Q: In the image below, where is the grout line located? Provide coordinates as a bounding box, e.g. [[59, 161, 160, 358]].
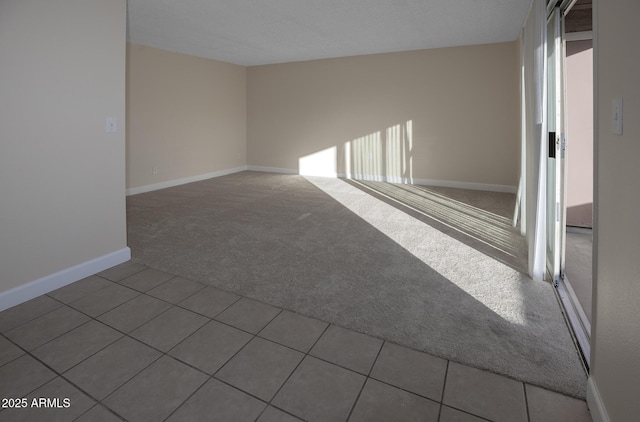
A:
[[366, 339, 385, 377], [344, 363, 372, 420], [0, 331, 117, 417], [74, 403, 127, 422], [440, 405, 495, 422], [160, 375, 209, 422], [248, 322, 334, 421], [96, 262, 149, 283], [343, 337, 387, 420], [437, 360, 451, 422], [524, 383, 532, 422]]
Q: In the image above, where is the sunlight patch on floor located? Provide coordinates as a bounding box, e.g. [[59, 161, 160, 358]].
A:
[[304, 176, 531, 326]]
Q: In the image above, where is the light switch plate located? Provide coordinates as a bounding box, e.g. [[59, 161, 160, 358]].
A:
[[612, 98, 623, 135], [106, 116, 117, 133]]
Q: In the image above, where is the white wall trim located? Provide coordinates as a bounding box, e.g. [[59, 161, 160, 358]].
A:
[[587, 376, 611, 422], [126, 166, 248, 196], [408, 177, 516, 193], [246, 165, 299, 175], [0, 247, 131, 312], [248, 166, 517, 193]]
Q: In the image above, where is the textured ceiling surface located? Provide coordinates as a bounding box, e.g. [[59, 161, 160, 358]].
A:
[[127, 0, 532, 66]]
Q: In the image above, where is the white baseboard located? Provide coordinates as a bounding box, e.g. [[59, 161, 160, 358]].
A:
[[411, 177, 517, 193], [126, 166, 248, 196], [0, 247, 131, 312], [587, 376, 611, 422], [246, 165, 299, 175], [249, 166, 517, 193]]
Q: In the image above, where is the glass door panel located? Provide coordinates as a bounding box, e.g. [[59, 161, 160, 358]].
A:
[[546, 8, 565, 282]]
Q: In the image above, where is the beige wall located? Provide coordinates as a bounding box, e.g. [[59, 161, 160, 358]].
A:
[[248, 42, 520, 188], [126, 44, 247, 190], [0, 0, 127, 294], [566, 39, 593, 228], [591, 0, 640, 419]]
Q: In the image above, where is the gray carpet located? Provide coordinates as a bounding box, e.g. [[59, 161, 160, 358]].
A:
[[127, 171, 587, 398]]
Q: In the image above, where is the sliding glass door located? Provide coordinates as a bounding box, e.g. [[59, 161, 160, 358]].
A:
[[546, 2, 591, 366], [546, 7, 566, 282]]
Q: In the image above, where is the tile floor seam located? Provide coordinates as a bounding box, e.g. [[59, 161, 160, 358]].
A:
[[0, 348, 59, 400], [173, 282, 224, 301], [254, 319, 328, 356], [212, 299, 283, 334], [127, 303, 211, 349], [444, 356, 578, 402], [98, 355, 209, 422], [55, 284, 180, 336], [73, 403, 124, 422], [146, 277, 208, 303], [259, 328, 455, 422], [175, 292, 242, 322], [1, 297, 65, 335], [436, 360, 451, 421], [0, 333, 25, 369], [141, 286, 202, 307], [29, 318, 121, 365], [206, 325, 277, 381], [97, 263, 148, 283], [5, 305, 90, 352], [39, 326, 125, 374], [121, 334, 213, 379], [259, 404, 307, 422], [97, 356, 203, 421], [207, 373, 274, 407], [444, 405, 495, 422], [66, 337, 166, 402], [366, 375, 443, 405], [256, 308, 285, 334], [73, 306, 182, 359], [60, 372, 127, 419], [254, 330, 390, 382], [9, 304, 211, 418], [258, 323, 332, 417], [60, 314, 321, 421], [166, 319, 256, 370], [123, 274, 179, 294], [164, 347, 219, 378], [240, 338, 303, 402], [46, 283, 113, 306], [366, 372, 446, 404], [66, 288, 143, 320], [343, 337, 387, 422], [523, 382, 532, 422], [0, 338, 117, 415], [343, 375, 368, 422], [159, 376, 212, 422], [364, 339, 386, 378]]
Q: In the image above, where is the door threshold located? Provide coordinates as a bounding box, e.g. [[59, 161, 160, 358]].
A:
[[555, 276, 591, 371]]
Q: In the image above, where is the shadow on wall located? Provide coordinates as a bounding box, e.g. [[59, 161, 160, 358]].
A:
[[299, 120, 414, 183]]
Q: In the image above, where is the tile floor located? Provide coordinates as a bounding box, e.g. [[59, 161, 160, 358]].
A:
[[0, 262, 593, 422]]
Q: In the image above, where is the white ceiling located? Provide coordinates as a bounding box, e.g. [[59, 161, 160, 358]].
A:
[[127, 0, 532, 66]]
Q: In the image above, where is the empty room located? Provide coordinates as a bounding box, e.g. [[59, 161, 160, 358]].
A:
[[0, 1, 637, 421]]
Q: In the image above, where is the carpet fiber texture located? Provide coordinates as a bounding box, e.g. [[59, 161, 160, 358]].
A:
[[127, 171, 587, 398]]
